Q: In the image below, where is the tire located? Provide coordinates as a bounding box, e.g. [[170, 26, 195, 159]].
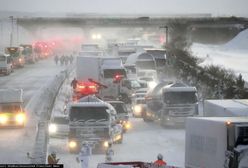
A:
[[120, 94, 130, 104], [117, 135, 123, 144]]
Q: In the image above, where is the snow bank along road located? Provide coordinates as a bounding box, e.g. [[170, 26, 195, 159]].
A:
[[0, 58, 65, 163]]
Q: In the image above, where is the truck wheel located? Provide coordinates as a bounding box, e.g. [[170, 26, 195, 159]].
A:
[[142, 112, 153, 122], [120, 94, 130, 104], [117, 135, 123, 144], [160, 117, 167, 127]]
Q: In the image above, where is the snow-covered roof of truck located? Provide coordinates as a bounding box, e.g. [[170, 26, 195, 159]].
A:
[[163, 83, 197, 92], [0, 89, 23, 103], [188, 116, 248, 123], [101, 58, 124, 69], [204, 99, 248, 116], [125, 52, 154, 65], [205, 99, 248, 108]]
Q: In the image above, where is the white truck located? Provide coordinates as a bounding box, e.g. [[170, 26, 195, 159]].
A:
[[203, 99, 248, 117], [185, 117, 248, 168], [67, 98, 123, 153], [0, 89, 26, 127], [75, 56, 134, 103], [0, 52, 13, 75], [144, 82, 198, 125]]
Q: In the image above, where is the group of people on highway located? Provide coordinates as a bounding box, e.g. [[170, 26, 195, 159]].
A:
[[54, 54, 74, 66], [46, 148, 166, 168]]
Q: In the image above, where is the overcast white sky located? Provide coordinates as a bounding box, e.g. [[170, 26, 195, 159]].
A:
[[0, 0, 248, 17]]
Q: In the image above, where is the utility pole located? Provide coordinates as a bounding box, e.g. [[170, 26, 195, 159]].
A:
[[9, 16, 14, 47], [0, 20, 3, 47], [16, 23, 19, 44]]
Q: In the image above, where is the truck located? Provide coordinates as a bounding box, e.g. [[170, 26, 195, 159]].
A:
[[144, 82, 198, 125], [75, 56, 134, 103], [5, 47, 25, 68], [185, 117, 248, 168], [0, 52, 13, 75], [67, 97, 123, 153], [203, 99, 248, 117], [20, 44, 36, 63], [0, 89, 26, 127], [100, 57, 127, 100]]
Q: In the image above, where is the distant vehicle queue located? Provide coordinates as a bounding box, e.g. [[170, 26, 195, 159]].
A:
[[0, 42, 74, 76]]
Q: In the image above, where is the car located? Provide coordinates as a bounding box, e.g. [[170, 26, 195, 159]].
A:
[[107, 101, 131, 133], [49, 115, 69, 138]]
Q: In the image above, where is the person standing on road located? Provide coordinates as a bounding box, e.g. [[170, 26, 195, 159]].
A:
[[105, 142, 114, 162], [47, 151, 60, 164], [76, 142, 92, 168], [60, 55, 65, 66], [71, 78, 78, 90], [54, 55, 59, 65], [69, 55, 73, 64], [154, 153, 167, 167]]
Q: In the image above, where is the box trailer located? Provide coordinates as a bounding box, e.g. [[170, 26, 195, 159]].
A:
[[185, 117, 248, 168]]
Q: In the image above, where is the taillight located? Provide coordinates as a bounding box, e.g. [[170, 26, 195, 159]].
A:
[[89, 85, 96, 89], [77, 85, 86, 89]]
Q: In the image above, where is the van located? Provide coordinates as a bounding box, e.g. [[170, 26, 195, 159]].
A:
[[0, 53, 13, 75]]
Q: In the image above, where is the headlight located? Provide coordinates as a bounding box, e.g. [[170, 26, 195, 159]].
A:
[[0, 115, 8, 124], [148, 81, 157, 89], [69, 141, 77, 148], [114, 135, 122, 141], [49, 124, 57, 133], [15, 113, 25, 124], [134, 105, 142, 113], [103, 141, 109, 148], [125, 122, 131, 129]]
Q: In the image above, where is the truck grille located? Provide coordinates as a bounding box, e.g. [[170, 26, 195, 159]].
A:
[[168, 107, 195, 117]]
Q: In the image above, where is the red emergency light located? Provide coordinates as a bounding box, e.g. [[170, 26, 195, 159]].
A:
[[76, 82, 98, 95], [113, 74, 123, 83]]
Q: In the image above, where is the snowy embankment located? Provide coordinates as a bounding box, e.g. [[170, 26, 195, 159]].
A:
[[26, 67, 72, 164], [191, 28, 248, 81]]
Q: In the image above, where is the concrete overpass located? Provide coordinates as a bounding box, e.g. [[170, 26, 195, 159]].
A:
[[16, 16, 248, 44]]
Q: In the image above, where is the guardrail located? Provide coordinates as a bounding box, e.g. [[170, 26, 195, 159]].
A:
[[29, 67, 72, 164]]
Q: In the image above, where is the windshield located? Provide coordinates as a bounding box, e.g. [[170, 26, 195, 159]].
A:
[[130, 80, 141, 88], [136, 61, 156, 70], [21, 47, 32, 56], [0, 56, 6, 61], [110, 103, 128, 114], [103, 69, 126, 78], [136, 99, 146, 104], [52, 117, 69, 124], [69, 106, 109, 121], [163, 92, 197, 104], [0, 105, 21, 113]]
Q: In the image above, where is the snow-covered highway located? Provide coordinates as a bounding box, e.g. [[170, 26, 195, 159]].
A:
[[0, 58, 65, 163]]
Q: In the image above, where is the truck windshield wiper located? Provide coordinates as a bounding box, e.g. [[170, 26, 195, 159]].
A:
[[96, 119, 108, 123], [85, 119, 97, 123]]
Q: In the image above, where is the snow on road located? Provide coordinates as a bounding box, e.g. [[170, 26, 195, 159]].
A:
[[48, 118, 185, 168], [0, 58, 66, 163]]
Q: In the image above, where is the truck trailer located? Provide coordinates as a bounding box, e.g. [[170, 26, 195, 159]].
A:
[[185, 117, 248, 168], [203, 99, 248, 117]]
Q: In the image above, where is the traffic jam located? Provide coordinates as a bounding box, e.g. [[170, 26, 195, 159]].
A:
[[0, 14, 248, 168]]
